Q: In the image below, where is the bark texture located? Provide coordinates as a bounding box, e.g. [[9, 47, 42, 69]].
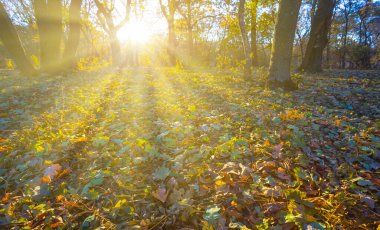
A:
[[0, 3, 36, 75], [268, 0, 302, 89], [250, 0, 258, 67], [238, 0, 252, 77], [63, 0, 83, 69], [160, 0, 177, 66], [300, 0, 335, 72]]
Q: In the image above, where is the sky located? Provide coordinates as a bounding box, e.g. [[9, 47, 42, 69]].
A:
[[114, 0, 168, 35]]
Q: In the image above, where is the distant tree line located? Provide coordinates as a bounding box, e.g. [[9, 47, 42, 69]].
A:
[[0, 0, 378, 88]]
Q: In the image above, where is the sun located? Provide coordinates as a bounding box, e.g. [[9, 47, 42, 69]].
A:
[[117, 20, 151, 43]]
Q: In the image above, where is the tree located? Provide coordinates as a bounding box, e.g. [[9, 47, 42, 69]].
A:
[[33, 0, 63, 74], [238, 0, 252, 77], [300, 0, 336, 72], [255, 1, 277, 66], [94, 0, 131, 66], [268, 0, 302, 90], [356, 1, 373, 68], [338, 0, 355, 68], [177, 0, 194, 59], [176, 0, 210, 59], [0, 2, 36, 75], [159, 0, 177, 66], [63, 0, 83, 69], [250, 0, 258, 67], [295, 2, 313, 61], [176, 0, 216, 66]]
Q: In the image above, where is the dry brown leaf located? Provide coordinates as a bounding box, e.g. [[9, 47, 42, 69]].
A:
[[152, 186, 169, 203]]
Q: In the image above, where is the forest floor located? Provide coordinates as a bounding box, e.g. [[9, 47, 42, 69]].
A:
[[0, 68, 379, 229]]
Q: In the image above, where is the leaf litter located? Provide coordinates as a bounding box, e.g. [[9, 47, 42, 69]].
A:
[[0, 69, 379, 229]]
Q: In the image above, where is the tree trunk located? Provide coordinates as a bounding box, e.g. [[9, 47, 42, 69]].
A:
[[109, 28, 121, 66], [34, 0, 63, 74], [159, 0, 177, 66], [300, 0, 335, 73], [296, 29, 304, 59], [168, 18, 176, 65], [187, 23, 193, 58], [251, 0, 258, 67], [268, 0, 302, 90], [186, 1, 193, 59], [340, 10, 349, 68], [94, 0, 131, 67], [0, 3, 36, 75], [95, 0, 119, 66], [63, 0, 83, 70], [310, 0, 318, 25], [326, 29, 332, 69], [238, 0, 252, 77]]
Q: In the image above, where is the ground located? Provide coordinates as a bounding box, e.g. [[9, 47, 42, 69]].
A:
[[0, 68, 379, 229]]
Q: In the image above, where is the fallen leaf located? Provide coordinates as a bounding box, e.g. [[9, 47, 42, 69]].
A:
[[51, 216, 64, 228], [56, 195, 64, 202], [44, 164, 62, 179], [152, 186, 169, 203], [153, 166, 171, 181], [203, 205, 221, 226], [57, 168, 71, 178], [73, 136, 88, 143], [1, 193, 11, 203], [41, 176, 52, 184], [276, 167, 291, 181]]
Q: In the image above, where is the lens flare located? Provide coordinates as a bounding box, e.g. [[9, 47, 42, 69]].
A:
[[117, 20, 151, 43]]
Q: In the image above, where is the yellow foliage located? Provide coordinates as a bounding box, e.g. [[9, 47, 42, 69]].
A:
[[77, 56, 110, 72], [202, 221, 215, 230], [263, 140, 271, 147], [280, 109, 304, 121], [305, 214, 317, 222], [30, 55, 40, 68], [55, 195, 65, 202], [73, 136, 88, 143], [215, 180, 226, 186], [114, 199, 128, 208], [41, 176, 52, 184], [176, 60, 185, 69], [0, 146, 7, 152], [5, 59, 15, 70]]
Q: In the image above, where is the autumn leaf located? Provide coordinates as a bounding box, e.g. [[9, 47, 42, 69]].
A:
[[114, 199, 128, 208], [51, 216, 64, 228], [57, 168, 71, 178], [1, 193, 11, 203], [263, 140, 271, 147], [44, 164, 62, 179], [56, 195, 64, 202], [152, 186, 169, 203], [41, 176, 52, 184], [73, 136, 88, 143], [153, 166, 171, 181], [203, 205, 221, 226]]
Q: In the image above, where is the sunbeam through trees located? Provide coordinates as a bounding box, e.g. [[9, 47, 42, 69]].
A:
[[0, 0, 379, 229]]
